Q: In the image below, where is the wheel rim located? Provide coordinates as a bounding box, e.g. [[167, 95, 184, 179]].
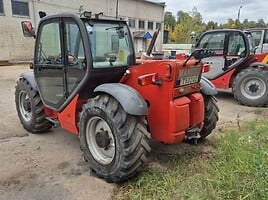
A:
[[18, 90, 32, 122], [86, 116, 115, 165], [240, 76, 266, 100]]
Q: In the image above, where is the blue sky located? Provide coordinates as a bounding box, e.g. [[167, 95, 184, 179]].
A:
[[161, 0, 268, 24]]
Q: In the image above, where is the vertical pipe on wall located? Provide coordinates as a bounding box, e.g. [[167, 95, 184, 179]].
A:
[[116, 0, 118, 18], [31, 0, 37, 27]]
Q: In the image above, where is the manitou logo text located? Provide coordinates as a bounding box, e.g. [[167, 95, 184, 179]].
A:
[[178, 66, 200, 86]]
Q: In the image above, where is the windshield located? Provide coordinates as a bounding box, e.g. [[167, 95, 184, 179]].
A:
[[85, 21, 134, 68]]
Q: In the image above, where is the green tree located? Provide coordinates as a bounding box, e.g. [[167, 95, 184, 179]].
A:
[[165, 7, 268, 43], [222, 18, 236, 28], [221, 18, 267, 29], [164, 11, 176, 29], [177, 10, 192, 24], [190, 7, 203, 25], [170, 24, 188, 43], [172, 8, 206, 43], [206, 21, 218, 30], [256, 19, 266, 27], [242, 19, 256, 28]]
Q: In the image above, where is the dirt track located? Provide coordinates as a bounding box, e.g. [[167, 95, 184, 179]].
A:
[[0, 65, 267, 200]]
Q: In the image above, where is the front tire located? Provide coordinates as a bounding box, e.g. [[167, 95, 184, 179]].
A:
[[232, 68, 268, 107], [79, 94, 151, 183], [200, 95, 219, 139], [15, 78, 52, 133]]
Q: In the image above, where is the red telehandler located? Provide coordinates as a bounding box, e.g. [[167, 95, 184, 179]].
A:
[[193, 29, 268, 107], [16, 12, 219, 182]]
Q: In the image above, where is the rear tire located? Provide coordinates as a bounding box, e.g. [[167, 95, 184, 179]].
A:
[[79, 94, 151, 183], [200, 95, 219, 139], [15, 78, 52, 133], [232, 68, 268, 107]]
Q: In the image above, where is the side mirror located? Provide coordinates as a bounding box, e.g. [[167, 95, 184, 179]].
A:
[[21, 21, 35, 37], [189, 31, 197, 51], [190, 31, 196, 40]]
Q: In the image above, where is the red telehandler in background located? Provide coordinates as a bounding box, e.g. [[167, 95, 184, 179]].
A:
[[192, 29, 268, 107]]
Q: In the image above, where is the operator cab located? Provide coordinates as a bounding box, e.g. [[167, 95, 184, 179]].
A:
[[195, 29, 255, 80], [24, 12, 135, 111]]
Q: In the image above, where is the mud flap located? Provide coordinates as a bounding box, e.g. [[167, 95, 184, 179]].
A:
[[20, 71, 38, 91], [200, 76, 217, 95], [94, 83, 148, 116]]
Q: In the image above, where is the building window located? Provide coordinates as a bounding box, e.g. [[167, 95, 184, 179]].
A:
[[139, 20, 145, 29], [156, 22, 161, 30], [148, 21, 154, 30], [0, 0, 4, 14], [11, 0, 29, 17], [129, 19, 135, 28]]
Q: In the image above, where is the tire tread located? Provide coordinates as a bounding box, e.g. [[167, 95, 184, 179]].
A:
[[79, 94, 151, 182], [232, 68, 268, 106], [15, 78, 52, 133], [200, 95, 219, 138]]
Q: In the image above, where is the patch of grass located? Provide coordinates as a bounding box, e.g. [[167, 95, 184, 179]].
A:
[[253, 109, 268, 119], [253, 108, 266, 116], [113, 121, 268, 200]]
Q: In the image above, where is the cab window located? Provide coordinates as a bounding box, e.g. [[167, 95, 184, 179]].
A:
[[198, 32, 225, 55], [64, 20, 87, 95], [36, 22, 62, 65], [85, 22, 134, 68], [250, 31, 262, 46], [65, 22, 85, 68], [228, 33, 246, 55]]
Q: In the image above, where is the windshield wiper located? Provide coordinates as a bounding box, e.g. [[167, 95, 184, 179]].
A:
[[105, 26, 124, 30]]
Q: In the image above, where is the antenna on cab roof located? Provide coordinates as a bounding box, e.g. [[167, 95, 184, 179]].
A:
[[95, 12, 103, 19]]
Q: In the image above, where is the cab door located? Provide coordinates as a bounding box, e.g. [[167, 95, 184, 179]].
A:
[[196, 30, 248, 80], [34, 19, 65, 110], [34, 18, 87, 111], [197, 31, 226, 79]]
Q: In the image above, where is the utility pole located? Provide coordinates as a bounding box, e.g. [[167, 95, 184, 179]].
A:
[[237, 5, 242, 22]]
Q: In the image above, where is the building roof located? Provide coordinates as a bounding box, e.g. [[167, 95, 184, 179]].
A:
[[144, 0, 166, 7]]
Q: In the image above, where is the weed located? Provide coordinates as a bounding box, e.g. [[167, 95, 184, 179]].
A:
[[114, 121, 268, 200]]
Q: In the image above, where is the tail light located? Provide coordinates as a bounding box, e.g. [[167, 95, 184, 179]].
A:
[[202, 63, 210, 73], [138, 73, 162, 86]]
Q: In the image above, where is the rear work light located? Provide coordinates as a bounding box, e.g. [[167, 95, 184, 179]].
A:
[[138, 73, 162, 86]]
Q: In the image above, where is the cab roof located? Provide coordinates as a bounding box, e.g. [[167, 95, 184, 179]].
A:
[[39, 12, 126, 23]]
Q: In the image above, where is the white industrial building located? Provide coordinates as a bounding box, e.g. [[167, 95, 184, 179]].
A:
[[0, 0, 165, 63]]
